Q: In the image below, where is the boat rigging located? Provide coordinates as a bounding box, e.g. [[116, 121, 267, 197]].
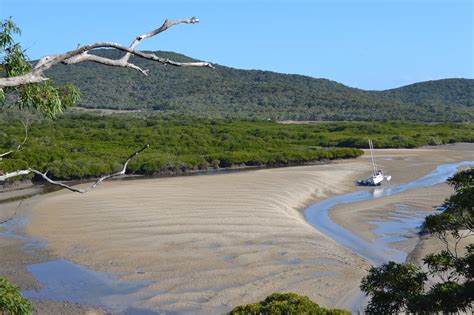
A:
[[357, 139, 391, 186]]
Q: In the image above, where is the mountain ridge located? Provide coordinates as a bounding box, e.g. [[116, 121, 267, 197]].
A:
[[45, 50, 473, 122]]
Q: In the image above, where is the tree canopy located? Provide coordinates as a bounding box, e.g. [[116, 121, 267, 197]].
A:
[[228, 292, 350, 315]]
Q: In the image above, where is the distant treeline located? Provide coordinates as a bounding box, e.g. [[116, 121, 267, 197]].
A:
[[44, 50, 474, 122], [1, 113, 473, 180]]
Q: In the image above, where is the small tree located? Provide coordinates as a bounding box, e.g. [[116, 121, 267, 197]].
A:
[[361, 168, 474, 313]]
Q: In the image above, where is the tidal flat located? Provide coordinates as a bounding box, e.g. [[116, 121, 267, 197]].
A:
[[0, 143, 472, 314]]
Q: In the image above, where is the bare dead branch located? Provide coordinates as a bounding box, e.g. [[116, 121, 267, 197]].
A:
[[0, 118, 29, 158], [0, 144, 149, 193], [0, 17, 213, 88], [0, 169, 31, 180], [121, 17, 199, 66], [62, 44, 213, 74]]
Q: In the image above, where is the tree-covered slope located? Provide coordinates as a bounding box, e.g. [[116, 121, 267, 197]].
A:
[[380, 78, 473, 107], [45, 50, 473, 122]]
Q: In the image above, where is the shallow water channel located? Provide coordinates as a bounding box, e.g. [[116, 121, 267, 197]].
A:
[[305, 161, 473, 313], [305, 161, 474, 265]]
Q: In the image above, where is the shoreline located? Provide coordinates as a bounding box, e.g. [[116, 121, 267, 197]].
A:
[[1, 141, 469, 203], [1, 156, 357, 189], [1, 143, 472, 314], [0, 158, 351, 207]]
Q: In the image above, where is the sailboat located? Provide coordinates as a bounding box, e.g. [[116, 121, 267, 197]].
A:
[[357, 139, 391, 186]]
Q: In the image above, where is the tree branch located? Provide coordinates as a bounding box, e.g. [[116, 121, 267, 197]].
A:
[[0, 17, 213, 88], [121, 17, 200, 66], [453, 230, 472, 259], [0, 144, 149, 193]]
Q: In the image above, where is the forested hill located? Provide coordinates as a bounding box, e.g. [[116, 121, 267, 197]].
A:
[[379, 79, 473, 107], [45, 50, 473, 122]]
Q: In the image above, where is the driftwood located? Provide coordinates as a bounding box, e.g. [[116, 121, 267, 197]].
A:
[[0, 144, 149, 193], [0, 17, 213, 88]]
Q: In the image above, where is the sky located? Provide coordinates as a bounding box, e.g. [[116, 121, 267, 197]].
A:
[[1, 0, 472, 90]]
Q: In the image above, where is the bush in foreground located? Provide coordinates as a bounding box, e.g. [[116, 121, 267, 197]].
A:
[[228, 292, 350, 315], [0, 277, 33, 315]]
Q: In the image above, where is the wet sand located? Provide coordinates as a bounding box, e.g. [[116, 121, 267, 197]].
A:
[[0, 235, 105, 315], [3, 143, 473, 313], [22, 160, 371, 313], [331, 185, 449, 245]]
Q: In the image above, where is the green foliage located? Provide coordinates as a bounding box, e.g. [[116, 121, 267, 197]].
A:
[[45, 49, 474, 122], [1, 113, 473, 181], [2, 42, 31, 78], [423, 168, 473, 244], [0, 18, 20, 47], [382, 79, 474, 108], [0, 276, 33, 315], [228, 292, 350, 315], [447, 168, 474, 190], [0, 18, 30, 77], [361, 168, 474, 313], [0, 18, 79, 118], [360, 262, 427, 313], [18, 81, 80, 118]]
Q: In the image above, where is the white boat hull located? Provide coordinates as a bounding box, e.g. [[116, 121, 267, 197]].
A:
[[371, 174, 384, 185], [357, 139, 392, 186], [358, 173, 384, 186]]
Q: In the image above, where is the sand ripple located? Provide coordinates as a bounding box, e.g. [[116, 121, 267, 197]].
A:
[[26, 162, 371, 313]]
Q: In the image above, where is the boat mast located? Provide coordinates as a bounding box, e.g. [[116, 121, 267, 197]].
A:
[[369, 139, 377, 176]]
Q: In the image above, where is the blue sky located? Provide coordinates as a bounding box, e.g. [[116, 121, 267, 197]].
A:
[[1, 0, 472, 90]]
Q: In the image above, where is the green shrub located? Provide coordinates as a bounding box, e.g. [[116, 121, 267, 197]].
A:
[[0, 277, 33, 315], [229, 292, 350, 315]]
